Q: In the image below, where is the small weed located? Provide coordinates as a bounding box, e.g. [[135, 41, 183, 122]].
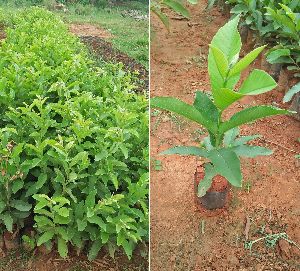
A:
[[244, 181, 252, 193], [245, 232, 300, 254], [153, 159, 163, 171]]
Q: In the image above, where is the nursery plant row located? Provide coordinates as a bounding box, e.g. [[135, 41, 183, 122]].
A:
[[0, 8, 148, 260], [211, 0, 300, 101]]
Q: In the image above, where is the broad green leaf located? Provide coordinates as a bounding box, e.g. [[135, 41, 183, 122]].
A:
[[117, 230, 126, 246], [122, 239, 133, 259], [232, 135, 261, 146], [70, 151, 88, 167], [223, 128, 239, 147], [21, 158, 41, 172], [77, 219, 87, 231], [283, 82, 300, 103], [11, 200, 32, 212], [12, 179, 24, 194], [266, 49, 290, 64], [193, 91, 219, 125], [163, 0, 190, 18], [220, 106, 289, 134], [209, 45, 229, 79], [37, 231, 54, 246], [1, 213, 13, 232], [160, 146, 208, 157], [210, 16, 241, 62], [88, 240, 102, 261], [151, 6, 170, 30], [11, 143, 24, 159], [239, 69, 277, 95], [87, 215, 107, 231], [213, 88, 243, 110], [95, 150, 108, 161], [57, 237, 68, 258], [101, 232, 109, 244], [208, 148, 242, 187], [36, 173, 47, 190], [151, 97, 215, 132], [232, 145, 273, 157], [197, 163, 216, 197], [229, 46, 266, 77], [56, 207, 69, 218], [52, 196, 70, 205]]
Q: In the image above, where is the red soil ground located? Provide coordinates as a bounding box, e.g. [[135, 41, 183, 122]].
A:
[[150, 1, 300, 270]]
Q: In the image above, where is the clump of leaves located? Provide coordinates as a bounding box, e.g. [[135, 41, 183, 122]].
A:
[[0, 7, 148, 261], [151, 16, 291, 197]]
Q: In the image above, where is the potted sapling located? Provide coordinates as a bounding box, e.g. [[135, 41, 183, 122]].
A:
[[151, 16, 292, 210]]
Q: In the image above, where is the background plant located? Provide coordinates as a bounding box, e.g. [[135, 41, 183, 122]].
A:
[[151, 16, 290, 196], [151, 0, 197, 30], [207, 0, 300, 104], [0, 7, 148, 260]]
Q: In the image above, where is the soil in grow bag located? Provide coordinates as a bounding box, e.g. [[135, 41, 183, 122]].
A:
[[194, 165, 230, 213]]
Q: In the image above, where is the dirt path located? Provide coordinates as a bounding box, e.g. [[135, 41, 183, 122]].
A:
[[70, 23, 148, 93], [150, 1, 300, 270]]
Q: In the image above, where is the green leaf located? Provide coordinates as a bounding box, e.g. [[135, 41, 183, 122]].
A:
[[229, 46, 266, 77], [70, 151, 88, 167], [87, 215, 107, 231], [151, 6, 170, 30], [21, 158, 41, 172], [266, 49, 291, 64], [197, 163, 216, 197], [283, 82, 300, 103], [160, 146, 208, 157], [88, 240, 102, 261], [37, 231, 54, 246], [11, 200, 32, 212], [210, 16, 241, 62], [193, 91, 219, 125], [233, 135, 261, 146], [232, 145, 273, 157], [117, 230, 126, 246], [239, 69, 277, 95], [95, 150, 108, 161], [77, 219, 87, 231], [223, 128, 239, 147], [57, 237, 68, 258], [12, 179, 24, 194], [208, 148, 242, 187], [209, 45, 229, 79], [163, 0, 190, 18], [56, 207, 69, 218], [101, 232, 109, 244], [213, 88, 243, 110], [151, 97, 215, 132], [36, 173, 47, 190], [220, 106, 289, 134], [122, 239, 133, 259], [1, 213, 13, 232]]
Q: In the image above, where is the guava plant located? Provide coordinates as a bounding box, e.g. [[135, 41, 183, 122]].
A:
[[151, 16, 291, 196]]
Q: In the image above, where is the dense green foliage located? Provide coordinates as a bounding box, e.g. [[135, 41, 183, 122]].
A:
[[0, 7, 148, 260], [151, 17, 290, 196], [208, 0, 300, 102]]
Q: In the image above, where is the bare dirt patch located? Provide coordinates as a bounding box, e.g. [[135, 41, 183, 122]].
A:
[[69, 23, 112, 39], [150, 1, 300, 270]]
